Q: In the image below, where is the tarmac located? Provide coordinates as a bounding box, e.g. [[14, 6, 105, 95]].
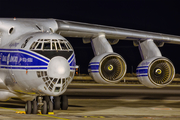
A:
[[1, 99, 180, 120], [0, 81, 180, 119]]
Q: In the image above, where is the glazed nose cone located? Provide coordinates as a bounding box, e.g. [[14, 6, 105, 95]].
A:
[[47, 56, 70, 78]]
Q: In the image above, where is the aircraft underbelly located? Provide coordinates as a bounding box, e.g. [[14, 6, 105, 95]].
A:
[[8, 70, 44, 95], [0, 80, 8, 90]]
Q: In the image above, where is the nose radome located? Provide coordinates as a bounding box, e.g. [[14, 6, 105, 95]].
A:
[[47, 56, 70, 78]]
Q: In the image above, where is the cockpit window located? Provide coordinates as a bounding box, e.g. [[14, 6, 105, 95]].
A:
[[60, 43, 67, 50], [30, 42, 36, 49], [36, 43, 42, 49], [56, 42, 61, 50], [66, 43, 71, 49], [43, 42, 51, 50], [52, 42, 56, 50], [30, 39, 73, 51]]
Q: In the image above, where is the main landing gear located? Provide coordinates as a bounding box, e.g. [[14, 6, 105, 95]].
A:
[[25, 95, 68, 114], [54, 95, 68, 110]]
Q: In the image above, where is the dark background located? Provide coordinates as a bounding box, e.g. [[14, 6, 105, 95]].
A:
[[1, 0, 180, 74]]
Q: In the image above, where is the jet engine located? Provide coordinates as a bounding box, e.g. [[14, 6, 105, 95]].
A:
[[136, 57, 175, 88], [88, 53, 127, 84]]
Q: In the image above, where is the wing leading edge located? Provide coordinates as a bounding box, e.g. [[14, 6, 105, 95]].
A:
[[56, 19, 180, 44]]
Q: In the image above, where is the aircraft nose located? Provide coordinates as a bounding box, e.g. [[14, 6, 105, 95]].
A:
[[47, 56, 70, 78]]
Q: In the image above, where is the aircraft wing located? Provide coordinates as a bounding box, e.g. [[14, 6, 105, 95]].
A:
[[56, 20, 180, 44]]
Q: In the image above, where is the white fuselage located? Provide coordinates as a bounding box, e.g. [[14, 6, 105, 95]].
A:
[[0, 19, 76, 101]]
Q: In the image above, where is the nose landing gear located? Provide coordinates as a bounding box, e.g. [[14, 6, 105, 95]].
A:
[[25, 96, 53, 114], [25, 95, 68, 114]]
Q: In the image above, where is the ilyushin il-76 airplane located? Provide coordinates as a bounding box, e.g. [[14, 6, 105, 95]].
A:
[[0, 18, 179, 114]]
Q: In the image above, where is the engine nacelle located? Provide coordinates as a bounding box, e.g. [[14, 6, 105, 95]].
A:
[[88, 53, 127, 84], [136, 57, 175, 88]]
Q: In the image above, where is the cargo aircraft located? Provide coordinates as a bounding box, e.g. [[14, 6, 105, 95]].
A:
[[0, 18, 179, 114]]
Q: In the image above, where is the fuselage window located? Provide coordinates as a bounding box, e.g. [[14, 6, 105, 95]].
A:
[[36, 43, 42, 49], [43, 42, 51, 50]]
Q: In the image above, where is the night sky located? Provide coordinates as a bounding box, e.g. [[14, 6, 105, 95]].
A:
[[1, 0, 180, 74]]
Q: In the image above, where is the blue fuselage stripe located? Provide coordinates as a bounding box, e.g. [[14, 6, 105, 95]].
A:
[[0, 49, 76, 70], [68, 54, 74, 63], [0, 66, 48, 69], [68, 54, 76, 70], [0, 49, 49, 70], [19, 49, 50, 63]]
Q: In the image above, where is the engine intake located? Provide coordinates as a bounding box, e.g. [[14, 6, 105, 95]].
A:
[[88, 53, 126, 84], [136, 57, 175, 88]]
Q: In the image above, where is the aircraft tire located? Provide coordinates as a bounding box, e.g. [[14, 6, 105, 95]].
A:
[[61, 95, 68, 110], [32, 100, 37, 114], [25, 101, 32, 114], [54, 96, 60, 110], [42, 100, 47, 114], [47, 101, 53, 112], [44, 96, 50, 103]]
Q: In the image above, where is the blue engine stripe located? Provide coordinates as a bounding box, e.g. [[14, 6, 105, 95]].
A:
[[137, 66, 148, 69], [89, 71, 99, 73], [136, 69, 148, 74], [88, 65, 99, 70], [89, 61, 99, 73], [137, 75, 148, 77], [89, 62, 99, 65]]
